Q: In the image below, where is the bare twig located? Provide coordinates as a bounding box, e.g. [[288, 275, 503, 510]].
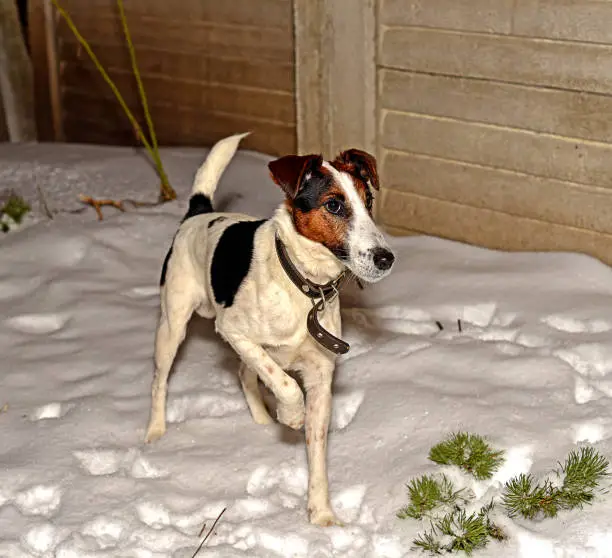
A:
[[79, 195, 125, 220], [78, 194, 170, 220], [36, 184, 54, 219], [190, 507, 227, 558]]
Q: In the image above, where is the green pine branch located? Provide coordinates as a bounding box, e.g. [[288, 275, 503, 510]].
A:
[[0, 193, 30, 232], [399, 435, 608, 556], [501, 474, 558, 519], [558, 446, 610, 509], [412, 507, 501, 556], [429, 432, 505, 480], [439, 510, 490, 554], [502, 447, 610, 520], [412, 529, 444, 555], [397, 474, 466, 520]]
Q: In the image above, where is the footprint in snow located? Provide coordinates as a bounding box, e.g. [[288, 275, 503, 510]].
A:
[[331, 390, 364, 431], [74, 449, 124, 476], [130, 453, 168, 479], [22, 522, 62, 555], [5, 312, 70, 334], [331, 484, 367, 523], [554, 343, 612, 404], [573, 421, 606, 444], [136, 501, 172, 529], [542, 314, 612, 334], [574, 377, 601, 405], [14, 485, 62, 517], [244, 461, 367, 523], [222, 525, 310, 557], [123, 285, 159, 298], [74, 448, 167, 479], [0, 276, 44, 301], [166, 391, 246, 423], [172, 502, 230, 535], [29, 402, 72, 421], [246, 462, 307, 499], [81, 516, 127, 550], [230, 497, 279, 521]]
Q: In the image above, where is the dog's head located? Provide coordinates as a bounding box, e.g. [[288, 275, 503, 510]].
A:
[[268, 149, 395, 283]]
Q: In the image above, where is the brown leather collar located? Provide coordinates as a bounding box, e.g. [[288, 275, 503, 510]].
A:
[[275, 234, 353, 355]]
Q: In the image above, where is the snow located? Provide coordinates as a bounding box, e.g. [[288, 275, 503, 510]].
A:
[[2, 143, 612, 557]]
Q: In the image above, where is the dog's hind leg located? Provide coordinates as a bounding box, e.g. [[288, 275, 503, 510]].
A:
[[238, 362, 273, 425], [145, 288, 196, 443]]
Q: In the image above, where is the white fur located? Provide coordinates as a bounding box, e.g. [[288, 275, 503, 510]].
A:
[[323, 162, 392, 282], [145, 135, 392, 527], [191, 132, 250, 201]]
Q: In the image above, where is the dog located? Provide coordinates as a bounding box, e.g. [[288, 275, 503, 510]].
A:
[[145, 132, 395, 526]]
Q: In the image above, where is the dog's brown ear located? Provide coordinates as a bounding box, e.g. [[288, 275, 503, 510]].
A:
[[336, 149, 379, 190], [268, 154, 322, 199]]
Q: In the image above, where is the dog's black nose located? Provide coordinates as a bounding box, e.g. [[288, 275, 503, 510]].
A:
[[372, 247, 395, 271]]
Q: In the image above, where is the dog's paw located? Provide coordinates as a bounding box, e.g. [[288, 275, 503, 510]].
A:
[[276, 398, 305, 430], [309, 507, 343, 527], [144, 422, 166, 444]]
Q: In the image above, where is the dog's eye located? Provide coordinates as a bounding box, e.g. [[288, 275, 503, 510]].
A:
[[324, 199, 344, 215]]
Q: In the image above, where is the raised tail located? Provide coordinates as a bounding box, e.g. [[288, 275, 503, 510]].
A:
[[182, 132, 250, 221]]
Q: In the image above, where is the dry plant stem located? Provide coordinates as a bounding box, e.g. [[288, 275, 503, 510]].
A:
[[115, 0, 175, 201], [51, 0, 175, 201], [50, 1, 150, 152], [191, 507, 227, 558], [36, 184, 54, 219], [78, 195, 173, 220], [79, 195, 125, 220]]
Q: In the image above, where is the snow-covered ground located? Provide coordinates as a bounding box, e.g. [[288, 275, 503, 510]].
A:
[[1, 143, 612, 558]]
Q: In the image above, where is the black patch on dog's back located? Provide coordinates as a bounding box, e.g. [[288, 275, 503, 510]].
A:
[[161, 195, 222, 287], [208, 216, 227, 228], [160, 194, 217, 287], [160, 244, 173, 286], [211, 219, 266, 307], [182, 193, 213, 222]]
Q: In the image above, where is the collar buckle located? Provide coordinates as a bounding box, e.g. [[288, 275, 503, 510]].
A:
[[275, 233, 354, 355]]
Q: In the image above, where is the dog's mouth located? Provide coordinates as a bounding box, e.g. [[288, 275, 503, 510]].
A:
[[329, 245, 349, 261]]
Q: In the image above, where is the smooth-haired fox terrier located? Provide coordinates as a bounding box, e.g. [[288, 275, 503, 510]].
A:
[[145, 133, 395, 526]]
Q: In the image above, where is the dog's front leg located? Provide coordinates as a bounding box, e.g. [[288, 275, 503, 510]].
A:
[[226, 336, 305, 429], [302, 361, 341, 526]]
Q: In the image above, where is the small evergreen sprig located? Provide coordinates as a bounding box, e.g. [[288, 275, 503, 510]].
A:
[[397, 474, 466, 520], [429, 432, 505, 480], [0, 192, 30, 233], [502, 447, 610, 520], [559, 446, 609, 507], [412, 508, 496, 555], [399, 435, 609, 556]]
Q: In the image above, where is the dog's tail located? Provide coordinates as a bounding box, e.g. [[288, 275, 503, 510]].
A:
[[184, 132, 250, 220]]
